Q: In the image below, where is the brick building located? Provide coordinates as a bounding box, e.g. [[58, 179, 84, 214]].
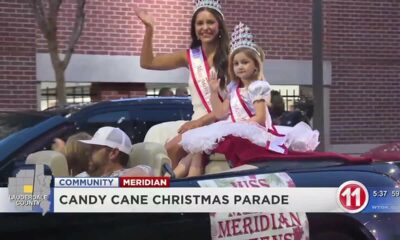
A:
[[0, 0, 399, 153]]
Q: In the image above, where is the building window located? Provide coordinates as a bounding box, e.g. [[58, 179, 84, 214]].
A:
[[40, 82, 93, 110]]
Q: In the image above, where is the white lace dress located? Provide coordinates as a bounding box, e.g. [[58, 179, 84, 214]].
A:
[[180, 80, 319, 154]]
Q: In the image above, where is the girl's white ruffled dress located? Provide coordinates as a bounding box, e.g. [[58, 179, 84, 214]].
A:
[[180, 80, 319, 154]]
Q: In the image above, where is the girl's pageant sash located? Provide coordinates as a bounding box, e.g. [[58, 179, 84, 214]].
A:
[[230, 84, 287, 154], [187, 47, 213, 113], [229, 85, 254, 122]]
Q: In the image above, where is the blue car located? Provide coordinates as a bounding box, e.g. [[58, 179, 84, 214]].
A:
[[0, 97, 193, 185], [0, 97, 399, 240]]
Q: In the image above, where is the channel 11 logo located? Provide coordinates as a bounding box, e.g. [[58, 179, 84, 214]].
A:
[[337, 181, 369, 213]]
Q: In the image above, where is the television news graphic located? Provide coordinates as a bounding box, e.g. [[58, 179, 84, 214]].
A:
[[7, 164, 52, 215], [54, 177, 170, 188], [2, 166, 400, 215], [55, 177, 118, 188], [53, 187, 343, 213], [364, 187, 400, 213], [120, 177, 170, 188], [5, 185, 400, 214], [337, 180, 369, 213]]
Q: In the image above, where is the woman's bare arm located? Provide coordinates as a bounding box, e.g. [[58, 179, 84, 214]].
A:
[[134, 6, 187, 70]]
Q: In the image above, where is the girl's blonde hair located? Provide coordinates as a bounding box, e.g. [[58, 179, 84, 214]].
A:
[[64, 132, 92, 176], [228, 45, 265, 84]]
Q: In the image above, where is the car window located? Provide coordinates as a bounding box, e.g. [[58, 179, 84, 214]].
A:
[[88, 111, 130, 124], [82, 111, 132, 140], [0, 112, 53, 140], [130, 107, 192, 143], [79, 108, 191, 145], [132, 107, 192, 121]]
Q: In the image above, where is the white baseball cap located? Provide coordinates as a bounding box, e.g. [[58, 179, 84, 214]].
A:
[[79, 127, 132, 155]]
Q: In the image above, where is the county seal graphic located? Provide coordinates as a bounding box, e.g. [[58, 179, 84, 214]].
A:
[[8, 164, 52, 215]]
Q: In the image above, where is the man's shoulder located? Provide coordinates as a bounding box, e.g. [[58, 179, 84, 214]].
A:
[[120, 165, 154, 177], [109, 169, 127, 177]]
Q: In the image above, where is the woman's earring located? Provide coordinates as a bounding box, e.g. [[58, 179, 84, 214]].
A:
[[218, 34, 221, 39]]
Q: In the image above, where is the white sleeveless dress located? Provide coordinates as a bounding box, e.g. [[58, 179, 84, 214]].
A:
[[180, 80, 320, 154], [143, 71, 209, 145]]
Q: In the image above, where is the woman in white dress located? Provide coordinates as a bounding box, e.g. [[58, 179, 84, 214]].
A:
[[133, 1, 229, 168], [177, 23, 319, 177]]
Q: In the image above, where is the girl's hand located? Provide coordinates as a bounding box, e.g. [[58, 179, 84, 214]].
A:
[[178, 120, 203, 134], [208, 70, 220, 93], [133, 5, 154, 28]]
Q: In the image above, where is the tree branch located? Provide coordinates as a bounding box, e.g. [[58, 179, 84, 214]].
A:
[[62, 0, 86, 70], [49, 0, 62, 19], [29, 0, 49, 36], [47, 0, 62, 40]]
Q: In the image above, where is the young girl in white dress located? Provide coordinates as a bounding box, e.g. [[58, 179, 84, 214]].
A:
[[175, 23, 319, 178]]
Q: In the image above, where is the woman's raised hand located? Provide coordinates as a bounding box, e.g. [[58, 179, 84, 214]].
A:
[[208, 70, 220, 93], [133, 5, 154, 28]]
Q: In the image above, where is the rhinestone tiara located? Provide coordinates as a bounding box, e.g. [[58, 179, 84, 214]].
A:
[[193, 0, 223, 18], [230, 22, 260, 56]]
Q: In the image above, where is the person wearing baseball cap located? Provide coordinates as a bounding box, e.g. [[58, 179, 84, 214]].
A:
[[79, 126, 153, 177]]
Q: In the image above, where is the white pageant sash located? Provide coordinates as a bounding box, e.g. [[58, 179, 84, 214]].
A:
[[187, 47, 213, 113], [229, 85, 253, 122], [229, 84, 288, 154]]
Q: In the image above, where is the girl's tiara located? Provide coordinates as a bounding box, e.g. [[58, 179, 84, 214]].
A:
[[194, 0, 224, 18], [230, 22, 260, 56]]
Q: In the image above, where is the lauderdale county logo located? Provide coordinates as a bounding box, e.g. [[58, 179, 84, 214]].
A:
[[8, 164, 52, 215]]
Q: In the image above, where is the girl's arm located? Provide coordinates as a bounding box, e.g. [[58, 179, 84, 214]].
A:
[[134, 6, 187, 70], [248, 81, 272, 127], [249, 100, 269, 127], [209, 71, 230, 120], [178, 112, 218, 134], [211, 92, 230, 120], [197, 112, 218, 126]]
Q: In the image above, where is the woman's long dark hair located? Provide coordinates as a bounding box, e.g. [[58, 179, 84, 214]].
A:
[[190, 8, 229, 90]]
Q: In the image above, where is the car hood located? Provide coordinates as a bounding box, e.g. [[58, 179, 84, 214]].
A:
[[0, 116, 68, 165]]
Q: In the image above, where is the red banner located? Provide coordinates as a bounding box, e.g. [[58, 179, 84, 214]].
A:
[[119, 177, 170, 188]]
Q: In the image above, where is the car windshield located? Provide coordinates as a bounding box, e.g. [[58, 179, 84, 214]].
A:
[[0, 111, 55, 141]]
